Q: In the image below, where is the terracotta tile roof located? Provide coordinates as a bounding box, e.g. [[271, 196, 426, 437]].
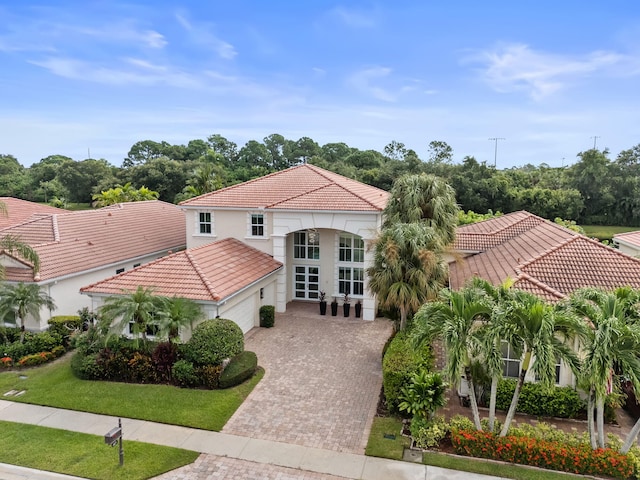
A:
[[180, 164, 389, 212], [454, 211, 548, 251], [0, 197, 67, 229], [81, 238, 283, 302], [451, 211, 640, 301], [0, 201, 185, 282], [614, 230, 640, 248]]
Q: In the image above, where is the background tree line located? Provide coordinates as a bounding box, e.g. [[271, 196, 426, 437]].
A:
[[2, 136, 639, 226]]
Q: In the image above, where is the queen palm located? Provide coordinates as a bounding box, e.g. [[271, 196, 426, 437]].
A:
[[498, 293, 581, 437], [368, 222, 448, 330], [99, 286, 164, 347], [0, 234, 40, 279], [157, 296, 204, 342], [413, 286, 492, 430], [569, 287, 640, 450], [0, 283, 56, 342]]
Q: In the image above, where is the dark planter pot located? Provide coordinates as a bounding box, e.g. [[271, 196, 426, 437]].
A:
[[331, 302, 338, 316], [355, 302, 362, 318], [343, 303, 351, 317], [319, 301, 327, 315]]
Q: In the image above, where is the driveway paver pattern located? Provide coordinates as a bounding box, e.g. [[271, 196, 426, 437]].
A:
[[223, 303, 393, 454], [154, 454, 351, 480]]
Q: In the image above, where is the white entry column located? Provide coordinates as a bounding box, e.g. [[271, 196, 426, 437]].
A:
[[272, 234, 287, 313]]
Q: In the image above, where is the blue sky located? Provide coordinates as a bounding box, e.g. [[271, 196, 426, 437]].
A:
[[1, 1, 639, 168]]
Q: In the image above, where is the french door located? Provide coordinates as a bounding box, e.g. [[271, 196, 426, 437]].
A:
[[294, 265, 320, 300]]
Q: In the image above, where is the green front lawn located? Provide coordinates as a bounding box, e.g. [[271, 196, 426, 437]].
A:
[[365, 416, 410, 460], [0, 420, 198, 480], [0, 355, 263, 430]]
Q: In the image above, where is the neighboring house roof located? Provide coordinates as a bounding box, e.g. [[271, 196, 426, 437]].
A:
[[0, 200, 186, 282], [613, 230, 640, 249], [179, 164, 389, 212], [80, 237, 283, 302], [451, 211, 640, 301], [0, 197, 67, 229]]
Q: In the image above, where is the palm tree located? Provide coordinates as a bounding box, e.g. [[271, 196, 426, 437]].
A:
[[413, 286, 492, 430], [0, 283, 56, 342], [0, 234, 40, 278], [157, 296, 204, 342], [569, 287, 640, 450], [382, 173, 459, 245], [498, 293, 581, 437], [368, 222, 448, 330], [99, 286, 164, 347]]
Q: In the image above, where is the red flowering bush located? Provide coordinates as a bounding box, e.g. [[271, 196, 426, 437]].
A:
[[18, 351, 55, 367], [0, 356, 12, 368], [451, 428, 633, 479]]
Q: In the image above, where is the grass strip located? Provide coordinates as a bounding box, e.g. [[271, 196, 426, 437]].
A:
[[365, 416, 410, 460], [0, 420, 198, 480], [423, 451, 585, 480], [0, 356, 263, 431]]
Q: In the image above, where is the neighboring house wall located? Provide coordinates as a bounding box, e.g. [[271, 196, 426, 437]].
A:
[[614, 240, 640, 257]]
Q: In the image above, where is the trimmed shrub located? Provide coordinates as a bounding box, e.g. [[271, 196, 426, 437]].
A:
[[51, 345, 66, 358], [152, 342, 178, 382], [451, 428, 633, 479], [496, 378, 585, 419], [18, 351, 55, 367], [2, 342, 28, 362], [48, 316, 82, 344], [172, 359, 198, 387], [24, 331, 63, 355], [70, 352, 104, 380], [0, 356, 12, 369], [0, 326, 21, 343], [219, 351, 258, 388], [259, 305, 275, 328], [184, 319, 243, 366], [126, 352, 157, 383], [197, 364, 224, 389], [382, 330, 433, 412], [410, 415, 448, 449]]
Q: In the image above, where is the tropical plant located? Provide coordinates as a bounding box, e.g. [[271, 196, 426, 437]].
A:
[[413, 286, 492, 430], [0, 283, 56, 342], [156, 296, 204, 341], [98, 286, 164, 347], [398, 370, 448, 421], [498, 293, 581, 437], [569, 287, 640, 451], [91, 182, 159, 207], [0, 234, 40, 279], [368, 223, 448, 330]]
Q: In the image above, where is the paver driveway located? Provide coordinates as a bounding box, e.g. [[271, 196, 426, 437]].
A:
[[223, 302, 393, 454]]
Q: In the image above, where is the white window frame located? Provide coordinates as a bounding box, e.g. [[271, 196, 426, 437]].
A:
[[247, 212, 267, 238], [501, 341, 521, 379], [293, 230, 320, 260], [336, 233, 365, 298], [196, 210, 214, 236]]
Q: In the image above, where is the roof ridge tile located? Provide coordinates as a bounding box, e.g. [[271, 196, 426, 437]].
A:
[[185, 247, 221, 301]]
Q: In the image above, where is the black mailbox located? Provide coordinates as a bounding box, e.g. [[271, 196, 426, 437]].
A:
[[104, 426, 122, 446]]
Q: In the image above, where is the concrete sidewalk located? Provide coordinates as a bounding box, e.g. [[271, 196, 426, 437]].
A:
[[0, 400, 506, 480]]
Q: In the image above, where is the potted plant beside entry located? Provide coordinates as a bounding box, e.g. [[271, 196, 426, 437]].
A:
[[343, 293, 351, 317], [355, 300, 362, 318], [331, 296, 339, 316], [319, 291, 327, 315]]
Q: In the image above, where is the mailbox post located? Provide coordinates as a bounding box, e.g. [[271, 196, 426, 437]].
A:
[[104, 418, 124, 466]]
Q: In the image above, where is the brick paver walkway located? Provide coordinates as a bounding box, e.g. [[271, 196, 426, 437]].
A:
[[154, 455, 351, 480], [223, 302, 393, 454]]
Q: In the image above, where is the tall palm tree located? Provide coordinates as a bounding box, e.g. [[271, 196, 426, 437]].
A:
[[99, 286, 164, 347], [569, 287, 640, 450], [0, 234, 40, 278], [157, 296, 204, 342], [382, 173, 459, 245], [0, 283, 56, 342], [368, 222, 448, 330], [413, 286, 493, 430], [498, 293, 581, 437]]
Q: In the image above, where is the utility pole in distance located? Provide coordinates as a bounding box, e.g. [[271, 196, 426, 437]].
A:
[[488, 137, 505, 167], [590, 136, 601, 149]]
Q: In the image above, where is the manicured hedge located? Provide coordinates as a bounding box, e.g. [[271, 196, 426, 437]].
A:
[[259, 305, 275, 328], [183, 319, 244, 366], [451, 428, 633, 479], [382, 330, 433, 412], [496, 378, 585, 418], [47, 315, 83, 343], [219, 351, 258, 388]]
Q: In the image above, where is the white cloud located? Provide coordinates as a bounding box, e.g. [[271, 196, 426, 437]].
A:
[[469, 43, 626, 100], [175, 12, 237, 60], [329, 6, 377, 28], [348, 66, 396, 102]]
